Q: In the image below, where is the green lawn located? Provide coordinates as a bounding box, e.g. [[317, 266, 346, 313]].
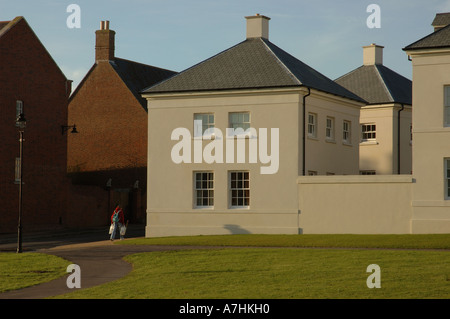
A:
[[55, 234, 450, 299], [55, 248, 450, 299], [117, 233, 450, 249], [0, 252, 71, 293], [1, 234, 449, 298]]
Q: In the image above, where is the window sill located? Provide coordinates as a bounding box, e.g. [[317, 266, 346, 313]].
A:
[[360, 140, 379, 146], [307, 135, 319, 141], [325, 138, 336, 144], [342, 141, 352, 147]]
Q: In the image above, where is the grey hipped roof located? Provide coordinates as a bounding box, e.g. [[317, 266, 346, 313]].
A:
[[432, 12, 450, 28], [403, 23, 450, 51], [142, 38, 365, 103], [335, 64, 412, 105]]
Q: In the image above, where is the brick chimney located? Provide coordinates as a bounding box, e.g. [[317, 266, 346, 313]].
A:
[[363, 43, 383, 65], [245, 14, 270, 39], [95, 20, 115, 62]]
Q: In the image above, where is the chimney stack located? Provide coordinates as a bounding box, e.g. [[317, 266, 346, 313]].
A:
[[363, 43, 384, 65], [95, 20, 115, 62], [245, 14, 270, 39]]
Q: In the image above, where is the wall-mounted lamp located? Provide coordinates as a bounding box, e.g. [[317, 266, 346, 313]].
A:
[[61, 124, 78, 135]]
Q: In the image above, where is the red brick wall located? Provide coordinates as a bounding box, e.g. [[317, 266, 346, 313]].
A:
[[67, 59, 148, 225], [68, 61, 148, 177], [0, 17, 71, 233], [66, 184, 109, 227]]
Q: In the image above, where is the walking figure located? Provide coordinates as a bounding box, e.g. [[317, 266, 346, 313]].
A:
[[110, 204, 125, 241]]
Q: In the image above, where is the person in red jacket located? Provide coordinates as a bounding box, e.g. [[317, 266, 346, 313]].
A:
[[110, 204, 125, 241]]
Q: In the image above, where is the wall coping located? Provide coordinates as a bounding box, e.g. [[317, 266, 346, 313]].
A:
[[297, 175, 414, 184]]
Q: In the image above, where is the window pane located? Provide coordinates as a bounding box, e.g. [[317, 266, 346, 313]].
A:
[[230, 171, 250, 207], [446, 106, 450, 125], [230, 112, 250, 130], [445, 86, 450, 107], [195, 172, 214, 207]]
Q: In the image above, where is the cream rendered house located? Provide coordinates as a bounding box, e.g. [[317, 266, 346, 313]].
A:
[[336, 44, 412, 175], [404, 12, 450, 233], [297, 13, 450, 234], [142, 15, 365, 237]]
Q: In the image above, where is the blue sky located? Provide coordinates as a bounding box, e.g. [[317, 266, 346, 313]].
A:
[[2, 0, 450, 90]]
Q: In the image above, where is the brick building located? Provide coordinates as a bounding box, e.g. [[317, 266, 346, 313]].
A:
[[0, 17, 72, 233], [68, 21, 176, 224]]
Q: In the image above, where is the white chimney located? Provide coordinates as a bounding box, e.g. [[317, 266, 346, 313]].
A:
[[363, 43, 384, 65], [245, 14, 270, 39]]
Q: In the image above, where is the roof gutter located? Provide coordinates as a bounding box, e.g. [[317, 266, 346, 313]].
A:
[[302, 86, 311, 176]]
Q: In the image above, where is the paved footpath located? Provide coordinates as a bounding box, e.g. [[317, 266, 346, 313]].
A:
[[0, 224, 202, 299]]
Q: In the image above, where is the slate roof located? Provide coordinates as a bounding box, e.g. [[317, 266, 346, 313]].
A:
[[110, 58, 177, 109], [335, 64, 412, 105], [403, 23, 450, 51], [142, 37, 365, 103], [432, 12, 450, 27], [70, 58, 177, 110]]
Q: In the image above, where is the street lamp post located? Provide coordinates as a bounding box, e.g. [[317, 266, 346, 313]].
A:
[[16, 108, 26, 254]]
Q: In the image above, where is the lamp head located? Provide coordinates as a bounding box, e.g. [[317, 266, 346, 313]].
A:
[[15, 113, 27, 129]]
